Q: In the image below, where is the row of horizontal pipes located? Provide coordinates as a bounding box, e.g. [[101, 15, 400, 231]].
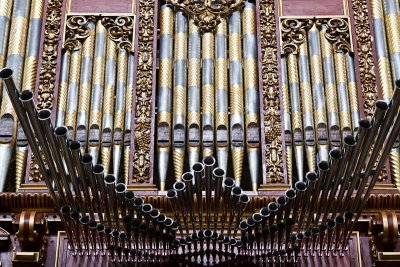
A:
[[157, 2, 261, 191], [56, 19, 134, 184], [281, 21, 360, 184], [371, 0, 400, 187], [0, 0, 44, 192]]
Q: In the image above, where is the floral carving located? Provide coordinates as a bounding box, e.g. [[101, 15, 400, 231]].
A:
[[281, 18, 313, 54], [167, 0, 243, 31], [64, 16, 95, 50], [260, 0, 284, 183], [101, 16, 135, 51]]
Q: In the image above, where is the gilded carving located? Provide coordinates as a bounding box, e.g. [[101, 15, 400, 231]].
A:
[[350, 0, 378, 118], [64, 16, 95, 51], [281, 18, 312, 54], [318, 18, 351, 52], [101, 16, 135, 51], [260, 0, 284, 183], [132, 0, 156, 183], [167, 0, 243, 31]]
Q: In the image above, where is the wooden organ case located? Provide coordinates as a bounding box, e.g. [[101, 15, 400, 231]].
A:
[[0, 0, 399, 266]]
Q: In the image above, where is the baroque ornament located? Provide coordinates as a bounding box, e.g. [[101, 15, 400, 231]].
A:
[[281, 18, 313, 54], [101, 16, 135, 51], [132, 0, 156, 183], [260, 0, 284, 183], [166, 0, 244, 31], [64, 16, 95, 51]]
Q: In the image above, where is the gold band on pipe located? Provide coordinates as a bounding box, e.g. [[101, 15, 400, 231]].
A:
[[103, 39, 117, 119], [15, 145, 28, 191], [390, 148, 400, 188], [114, 49, 128, 131], [334, 52, 352, 132], [287, 54, 302, 131], [65, 50, 82, 136], [385, 14, 400, 56]]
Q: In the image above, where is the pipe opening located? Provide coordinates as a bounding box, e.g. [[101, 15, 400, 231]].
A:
[[97, 224, 105, 232], [344, 135, 356, 146], [20, 90, 33, 101], [105, 174, 116, 184], [134, 197, 144, 206], [253, 213, 262, 222], [70, 212, 80, 219], [240, 194, 249, 203], [335, 216, 345, 224], [277, 196, 287, 205], [80, 216, 90, 224], [203, 156, 215, 166], [116, 183, 126, 193], [173, 182, 185, 190], [61, 206, 71, 214], [82, 154, 93, 164], [213, 168, 225, 177], [119, 232, 127, 239], [295, 181, 306, 191], [54, 126, 68, 136], [89, 221, 97, 228], [376, 100, 389, 110], [125, 191, 135, 200], [192, 163, 204, 172], [112, 230, 119, 237], [327, 220, 336, 228], [330, 148, 342, 159], [304, 230, 312, 237], [268, 202, 278, 211], [167, 189, 177, 198], [224, 177, 235, 187], [142, 204, 152, 212], [182, 172, 193, 181], [150, 209, 160, 217], [105, 227, 112, 234], [38, 109, 51, 120], [260, 207, 269, 216], [359, 119, 371, 129], [0, 68, 13, 79], [285, 189, 296, 198], [93, 164, 104, 174], [306, 172, 317, 182], [232, 186, 242, 195], [69, 141, 81, 151], [318, 225, 327, 232], [318, 160, 329, 171]]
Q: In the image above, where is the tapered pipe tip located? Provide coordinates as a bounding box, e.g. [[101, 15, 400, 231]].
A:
[[0, 68, 13, 79], [159, 181, 166, 191]]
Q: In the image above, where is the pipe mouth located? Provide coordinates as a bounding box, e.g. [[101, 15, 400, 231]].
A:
[[260, 207, 269, 217], [213, 167, 225, 177], [164, 218, 173, 227], [105, 174, 116, 184], [327, 220, 336, 228], [305, 172, 317, 182], [157, 214, 166, 223], [124, 191, 135, 200], [173, 181, 185, 191], [318, 160, 329, 171], [335, 215, 345, 224], [116, 183, 126, 193], [0, 68, 13, 79], [295, 181, 307, 191], [142, 204, 152, 213], [89, 221, 97, 228], [232, 186, 242, 196], [167, 189, 177, 198], [345, 211, 354, 220], [239, 221, 248, 230], [192, 162, 204, 172], [93, 164, 104, 174], [96, 224, 105, 232], [119, 232, 127, 239], [182, 172, 193, 182], [150, 209, 160, 218], [304, 230, 312, 238], [268, 202, 278, 212], [224, 177, 235, 187], [70, 211, 80, 220], [240, 194, 250, 204], [82, 153, 93, 164], [376, 100, 389, 110], [202, 156, 215, 166], [204, 229, 212, 237], [54, 126, 68, 136], [344, 135, 356, 146], [296, 233, 304, 240], [277, 196, 287, 205], [134, 197, 144, 207], [330, 148, 342, 159], [69, 141, 81, 151], [230, 238, 237, 245], [246, 217, 255, 227], [60, 205, 71, 214], [252, 213, 263, 223], [359, 118, 371, 129], [285, 188, 296, 199], [80, 216, 90, 224], [112, 230, 120, 237], [20, 90, 34, 101], [38, 109, 51, 120]]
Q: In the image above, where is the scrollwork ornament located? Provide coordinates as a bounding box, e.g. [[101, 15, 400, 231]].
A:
[[167, 0, 244, 31], [317, 18, 351, 53], [101, 16, 134, 51], [281, 18, 313, 54], [260, 0, 284, 183], [131, 0, 156, 183], [64, 16, 95, 51]]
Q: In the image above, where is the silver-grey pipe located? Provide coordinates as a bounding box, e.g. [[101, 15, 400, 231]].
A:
[[105, 174, 119, 230], [203, 156, 215, 229], [93, 164, 112, 226], [213, 167, 225, 230], [193, 162, 204, 230]]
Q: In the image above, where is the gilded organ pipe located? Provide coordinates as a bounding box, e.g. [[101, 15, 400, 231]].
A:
[[0, 0, 31, 191], [113, 48, 128, 181], [242, 1, 260, 190], [157, 4, 174, 190], [308, 24, 329, 162], [215, 18, 229, 173], [76, 20, 95, 153], [298, 40, 316, 172], [346, 54, 360, 132], [0, 0, 13, 100], [124, 53, 135, 184], [228, 10, 244, 185], [172, 11, 187, 181], [286, 52, 304, 182], [65, 49, 82, 139], [187, 19, 201, 170], [202, 31, 215, 158], [320, 24, 341, 148], [56, 50, 71, 127], [88, 20, 107, 164]]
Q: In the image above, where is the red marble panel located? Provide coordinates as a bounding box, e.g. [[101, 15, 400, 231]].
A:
[[69, 0, 134, 14], [280, 0, 345, 16]]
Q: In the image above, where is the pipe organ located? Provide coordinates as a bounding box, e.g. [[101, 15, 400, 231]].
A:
[[0, 0, 399, 266]]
